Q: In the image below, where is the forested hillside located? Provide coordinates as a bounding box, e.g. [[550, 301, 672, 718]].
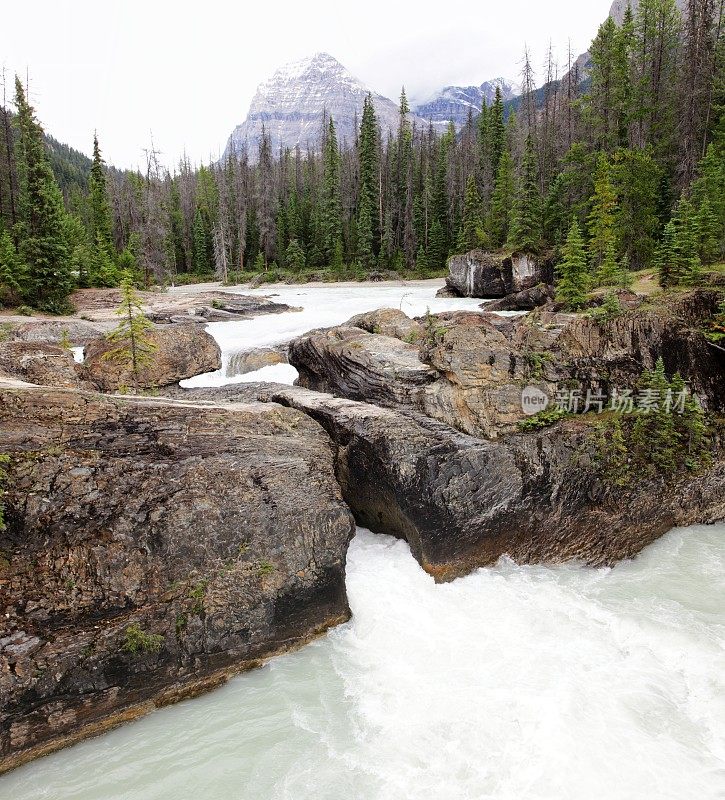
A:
[[0, 0, 723, 312]]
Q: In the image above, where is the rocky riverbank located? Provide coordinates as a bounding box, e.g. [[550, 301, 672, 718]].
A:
[[1, 281, 723, 772], [0, 382, 354, 773]]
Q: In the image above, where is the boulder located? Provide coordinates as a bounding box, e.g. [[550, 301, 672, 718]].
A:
[[84, 325, 222, 391], [446, 250, 552, 298], [289, 325, 437, 408], [484, 283, 556, 312], [0, 341, 89, 389], [0, 383, 355, 772], [346, 308, 423, 342]]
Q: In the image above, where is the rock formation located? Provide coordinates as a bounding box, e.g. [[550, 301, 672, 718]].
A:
[[289, 291, 725, 439], [83, 325, 221, 392], [0, 383, 355, 772], [445, 250, 553, 298]]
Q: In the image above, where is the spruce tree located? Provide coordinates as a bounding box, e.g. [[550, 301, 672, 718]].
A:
[[598, 240, 620, 286], [672, 198, 702, 286], [102, 273, 156, 392], [488, 149, 515, 247], [457, 175, 484, 252], [321, 117, 343, 269], [0, 228, 23, 303], [88, 134, 115, 259], [695, 197, 719, 264], [555, 219, 589, 309], [63, 214, 93, 288], [508, 134, 542, 252], [488, 87, 506, 180], [192, 208, 210, 274], [357, 95, 379, 268], [587, 153, 619, 279], [13, 77, 73, 312], [285, 238, 306, 272], [655, 220, 678, 287]]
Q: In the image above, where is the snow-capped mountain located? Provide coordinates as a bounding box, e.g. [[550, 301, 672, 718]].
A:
[[223, 52, 426, 160], [413, 79, 517, 130]]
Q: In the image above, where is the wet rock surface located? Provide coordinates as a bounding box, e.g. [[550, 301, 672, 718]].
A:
[[0, 384, 355, 771]]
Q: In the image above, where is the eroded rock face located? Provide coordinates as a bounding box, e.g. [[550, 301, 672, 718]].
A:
[[446, 250, 552, 298], [346, 308, 423, 341], [84, 325, 222, 392], [0, 384, 355, 772], [289, 292, 725, 439], [175, 384, 725, 584], [0, 342, 89, 389], [226, 347, 287, 378]]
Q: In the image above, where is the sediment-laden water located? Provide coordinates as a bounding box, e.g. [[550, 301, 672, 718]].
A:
[[4, 525, 724, 799]]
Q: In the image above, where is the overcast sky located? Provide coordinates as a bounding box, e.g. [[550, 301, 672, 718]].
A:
[[2, 0, 612, 170]]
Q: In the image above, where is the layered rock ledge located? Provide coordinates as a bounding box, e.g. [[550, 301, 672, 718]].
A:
[[0, 383, 354, 773]]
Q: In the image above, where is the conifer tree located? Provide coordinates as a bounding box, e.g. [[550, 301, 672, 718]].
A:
[[285, 238, 306, 272], [102, 272, 156, 392], [89, 231, 117, 287], [508, 134, 542, 252], [488, 150, 515, 247], [13, 77, 73, 312], [488, 87, 506, 180], [192, 208, 210, 273], [587, 153, 619, 279], [695, 196, 720, 264], [598, 240, 621, 286], [321, 117, 343, 269], [672, 197, 702, 286], [0, 228, 23, 303], [88, 134, 115, 258], [655, 219, 678, 287], [457, 175, 484, 251], [556, 219, 589, 309], [612, 147, 661, 269], [357, 95, 379, 267]]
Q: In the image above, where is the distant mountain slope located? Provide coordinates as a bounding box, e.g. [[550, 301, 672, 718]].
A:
[[414, 79, 517, 129], [223, 52, 427, 160]]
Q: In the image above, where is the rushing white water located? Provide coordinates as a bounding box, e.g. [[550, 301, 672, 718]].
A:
[[4, 525, 724, 800], [180, 282, 487, 387]]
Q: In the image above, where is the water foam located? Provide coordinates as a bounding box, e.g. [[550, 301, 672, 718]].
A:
[[4, 525, 724, 800]]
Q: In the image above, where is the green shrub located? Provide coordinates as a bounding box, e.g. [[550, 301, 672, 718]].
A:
[[517, 408, 567, 432], [16, 305, 33, 317], [122, 624, 163, 655]]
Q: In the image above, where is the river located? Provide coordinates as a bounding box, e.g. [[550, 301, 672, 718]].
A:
[[3, 281, 724, 799]]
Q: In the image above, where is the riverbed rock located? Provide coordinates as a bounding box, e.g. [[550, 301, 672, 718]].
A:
[[484, 284, 556, 312], [289, 291, 725, 439], [72, 287, 295, 324], [446, 250, 552, 298], [83, 325, 222, 391], [346, 308, 423, 341], [225, 346, 288, 378], [174, 383, 725, 583], [0, 342, 89, 389], [3, 319, 107, 345], [0, 382, 355, 772]]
